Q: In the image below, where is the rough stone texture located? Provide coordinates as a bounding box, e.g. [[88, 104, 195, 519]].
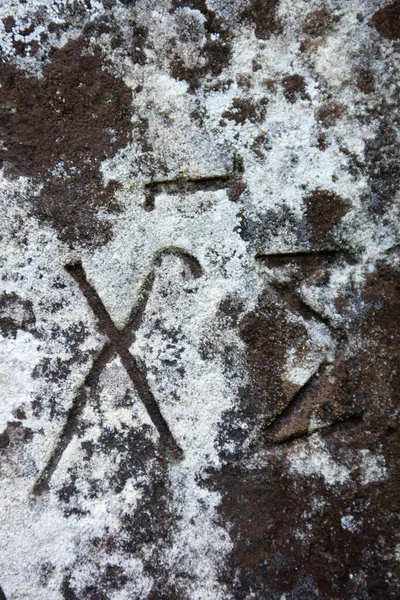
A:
[[0, 1, 399, 599]]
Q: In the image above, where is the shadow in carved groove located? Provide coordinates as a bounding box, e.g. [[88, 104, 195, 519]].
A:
[[0, 586, 6, 600], [144, 155, 245, 210], [33, 247, 202, 495]]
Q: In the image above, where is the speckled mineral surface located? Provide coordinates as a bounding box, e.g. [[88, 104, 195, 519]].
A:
[[0, 1, 399, 599]]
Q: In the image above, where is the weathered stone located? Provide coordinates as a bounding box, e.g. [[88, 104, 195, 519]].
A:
[[0, 1, 399, 599]]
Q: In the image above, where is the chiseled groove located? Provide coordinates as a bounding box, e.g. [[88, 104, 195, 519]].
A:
[[274, 413, 363, 446], [33, 248, 202, 494], [264, 360, 329, 435], [33, 342, 114, 496], [255, 247, 358, 446], [255, 249, 345, 261], [144, 156, 244, 210]]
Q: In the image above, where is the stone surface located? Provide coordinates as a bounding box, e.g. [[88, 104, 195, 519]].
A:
[[0, 1, 399, 599]]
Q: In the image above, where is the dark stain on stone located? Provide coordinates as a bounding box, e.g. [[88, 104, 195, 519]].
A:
[[240, 0, 282, 39], [356, 67, 375, 94], [12, 39, 28, 57], [58, 415, 180, 596], [227, 180, 247, 202], [147, 588, 187, 600], [261, 79, 275, 94], [363, 117, 400, 214], [2, 16, 15, 33], [82, 19, 112, 37], [82, 15, 148, 65], [236, 73, 252, 90], [239, 204, 308, 250], [113, 431, 178, 596], [32, 322, 91, 422], [275, 264, 400, 443], [231, 290, 310, 448], [0, 421, 33, 452], [303, 8, 338, 38], [316, 102, 346, 127], [370, 1, 400, 40], [282, 74, 309, 103], [169, 1, 232, 92], [129, 23, 148, 64], [211, 437, 399, 598], [251, 132, 271, 157], [0, 37, 133, 246], [39, 561, 56, 587], [222, 97, 267, 124], [0, 291, 36, 338], [317, 131, 327, 150], [33, 357, 73, 385], [209, 262, 400, 599], [19, 23, 35, 37], [61, 575, 85, 600], [32, 322, 90, 390], [13, 407, 26, 420], [339, 146, 364, 179], [0, 431, 10, 450], [218, 295, 244, 327], [100, 565, 128, 591], [303, 189, 351, 245]]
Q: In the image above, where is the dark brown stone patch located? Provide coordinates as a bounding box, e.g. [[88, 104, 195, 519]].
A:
[[303, 189, 351, 246], [356, 67, 375, 94], [238, 204, 308, 249], [251, 133, 271, 157], [211, 430, 399, 599], [222, 97, 268, 124], [316, 102, 346, 127], [227, 180, 247, 202], [209, 263, 400, 599], [282, 74, 309, 103], [0, 37, 133, 246], [83, 16, 148, 65], [302, 8, 338, 38], [317, 131, 327, 150], [239, 0, 282, 39], [0, 421, 33, 452], [0, 292, 36, 338], [270, 263, 400, 453], [2, 16, 15, 33], [168, 1, 232, 92], [370, 1, 400, 40], [363, 118, 400, 214], [238, 290, 310, 432], [59, 419, 180, 598]]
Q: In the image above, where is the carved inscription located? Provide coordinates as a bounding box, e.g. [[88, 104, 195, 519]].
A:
[[33, 248, 202, 494], [256, 249, 362, 445], [144, 157, 245, 210]]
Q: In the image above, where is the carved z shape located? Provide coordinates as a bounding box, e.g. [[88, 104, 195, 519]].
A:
[[33, 248, 202, 495], [256, 249, 362, 445]]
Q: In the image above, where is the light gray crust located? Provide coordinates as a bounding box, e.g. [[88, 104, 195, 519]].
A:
[[0, 1, 399, 599]]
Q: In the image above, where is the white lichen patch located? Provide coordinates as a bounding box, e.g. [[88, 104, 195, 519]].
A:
[[341, 515, 362, 533], [287, 435, 351, 486], [359, 449, 387, 485]]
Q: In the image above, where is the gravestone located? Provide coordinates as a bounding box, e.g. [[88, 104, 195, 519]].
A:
[[0, 1, 399, 598]]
